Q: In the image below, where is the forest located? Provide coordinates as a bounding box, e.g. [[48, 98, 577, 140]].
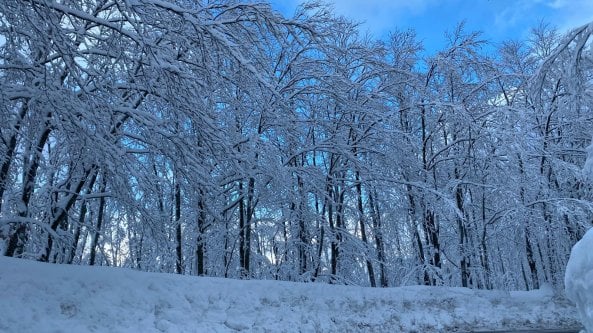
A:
[[0, 0, 592, 291]]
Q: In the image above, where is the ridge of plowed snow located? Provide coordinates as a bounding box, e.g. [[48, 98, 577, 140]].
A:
[[0, 256, 580, 333]]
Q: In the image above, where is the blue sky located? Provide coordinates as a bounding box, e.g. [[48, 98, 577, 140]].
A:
[[268, 0, 593, 53]]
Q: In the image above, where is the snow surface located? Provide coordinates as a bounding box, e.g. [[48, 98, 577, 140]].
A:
[[0, 256, 580, 333], [566, 227, 593, 333]]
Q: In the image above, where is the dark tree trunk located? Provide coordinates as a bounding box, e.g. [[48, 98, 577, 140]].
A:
[[89, 176, 107, 266], [355, 173, 376, 287], [6, 123, 51, 257], [296, 172, 308, 277], [5, 224, 28, 258], [238, 178, 253, 278], [67, 171, 98, 264], [479, 192, 492, 289], [68, 206, 85, 265], [175, 182, 183, 274], [195, 189, 206, 276], [327, 182, 338, 281], [41, 168, 95, 262], [239, 181, 247, 277], [369, 189, 388, 287], [245, 177, 254, 276], [0, 103, 28, 214], [518, 155, 539, 290], [525, 230, 539, 290], [406, 184, 430, 286], [455, 185, 469, 288]]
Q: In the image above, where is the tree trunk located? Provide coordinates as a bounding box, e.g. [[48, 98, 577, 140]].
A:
[[326, 181, 338, 282], [479, 192, 491, 289], [0, 103, 28, 214], [355, 173, 376, 287], [297, 172, 308, 277], [456, 185, 469, 288], [5, 123, 51, 257], [424, 208, 441, 285], [369, 189, 388, 287], [525, 230, 539, 290], [67, 171, 99, 264], [175, 181, 183, 274], [245, 177, 254, 276], [89, 176, 107, 266], [195, 189, 206, 276], [406, 185, 430, 285], [238, 178, 253, 278], [41, 167, 95, 262]]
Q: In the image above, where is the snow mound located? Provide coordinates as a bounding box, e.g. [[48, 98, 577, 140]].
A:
[[566, 227, 593, 333], [0, 256, 580, 333]]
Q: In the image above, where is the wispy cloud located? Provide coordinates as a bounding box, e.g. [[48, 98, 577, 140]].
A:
[[546, 0, 593, 31], [285, 0, 439, 37], [329, 0, 438, 35], [546, 0, 570, 9], [271, 0, 593, 52], [493, 0, 593, 35]]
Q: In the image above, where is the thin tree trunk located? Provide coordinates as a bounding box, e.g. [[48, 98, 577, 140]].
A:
[[0, 103, 28, 214], [355, 172, 376, 287], [369, 189, 388, 287], [41, 167, 95, 262], [6, 123, 51, 257], [456, 184, 469, 288], [223, 216, 230, 278], [518, 155, 539, 290], [239, 181, 247, 277], [327, 181, 338, 282], [89, 176, 107, 266], [67, 171, 99, 264], [195, 189, 206, 276], [480, 191, 491, 289], [245, 177, 254, 276], [525, 230, 539, 290], [312, 149, 324, 281], [297, 171, 308, 277], [406, 185, 430, 285], [68, 211, 84, 264], [313, 190, 325, 280], [237, 177, 254, 278], [175, 181, 183, 274]]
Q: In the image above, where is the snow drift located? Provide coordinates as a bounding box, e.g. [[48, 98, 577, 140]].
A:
[[566, 227, 593, 333], [0, 256, 580, 333]]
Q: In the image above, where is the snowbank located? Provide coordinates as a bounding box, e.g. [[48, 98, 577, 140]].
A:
[[0, 256, 579, 333], [566, 227, 593, 333]]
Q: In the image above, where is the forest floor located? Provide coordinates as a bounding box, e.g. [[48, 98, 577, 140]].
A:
[[0, 256, 582, 333]]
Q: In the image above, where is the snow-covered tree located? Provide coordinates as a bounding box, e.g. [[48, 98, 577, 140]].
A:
[[1, 0, 592, 291]]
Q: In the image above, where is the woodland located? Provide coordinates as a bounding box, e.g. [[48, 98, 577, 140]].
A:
[[1, 0, 592, 291]]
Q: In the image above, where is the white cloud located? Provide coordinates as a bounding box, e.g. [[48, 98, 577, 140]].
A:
[[329, 0, 436, 15], [336, 0, 439, 34], [551, 0, 593, 31], [493, 0, 593, 37], [546, 0, 570, 9], [279, 0, 593, 44], [290, 0, 438, 37]]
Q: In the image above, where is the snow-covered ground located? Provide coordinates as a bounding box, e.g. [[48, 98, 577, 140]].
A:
[[0, 256, 580, 333], [566, 227, 593, 333]]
